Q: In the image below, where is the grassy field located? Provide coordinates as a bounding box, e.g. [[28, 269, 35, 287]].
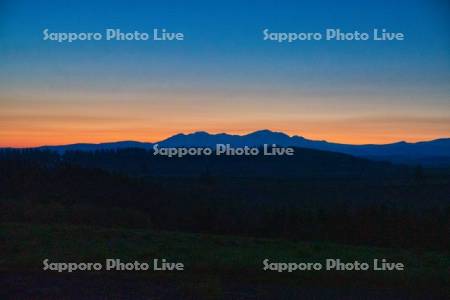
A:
[[1, 222, 449, 298]]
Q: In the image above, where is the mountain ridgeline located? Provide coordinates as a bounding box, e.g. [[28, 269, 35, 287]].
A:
[[1, 130, 449, 250], [27, 130, 450, 166]]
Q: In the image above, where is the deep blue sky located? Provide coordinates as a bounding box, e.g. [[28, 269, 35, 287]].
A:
[[0, 0, 449, 146]]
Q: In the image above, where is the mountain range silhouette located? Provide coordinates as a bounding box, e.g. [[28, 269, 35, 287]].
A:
[[15, 129, 450, 166]]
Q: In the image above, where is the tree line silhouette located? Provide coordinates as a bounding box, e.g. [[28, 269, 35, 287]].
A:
[[0, 148, 449, 250]]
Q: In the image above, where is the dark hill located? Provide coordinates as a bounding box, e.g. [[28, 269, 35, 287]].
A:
[[9, 129, 448, 166]]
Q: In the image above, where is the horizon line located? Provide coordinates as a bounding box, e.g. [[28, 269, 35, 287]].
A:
[[1, 129, 449, 149]]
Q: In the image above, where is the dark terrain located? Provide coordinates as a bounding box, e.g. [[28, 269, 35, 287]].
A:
[[0, 148, 449, 299]]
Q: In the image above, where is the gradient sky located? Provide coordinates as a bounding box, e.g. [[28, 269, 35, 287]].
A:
[[1, 0, 449, 147]]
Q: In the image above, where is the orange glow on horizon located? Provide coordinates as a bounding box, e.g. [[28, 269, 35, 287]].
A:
[[1, 91, 449, 147], [1, 124, 449, 148]]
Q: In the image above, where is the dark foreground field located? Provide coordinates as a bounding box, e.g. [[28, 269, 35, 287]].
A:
[[1, 223, 448, 299]]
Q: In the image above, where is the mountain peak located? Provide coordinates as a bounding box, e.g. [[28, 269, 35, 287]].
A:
[[246, 129, 289, 137], [191, 131, 210, 136]]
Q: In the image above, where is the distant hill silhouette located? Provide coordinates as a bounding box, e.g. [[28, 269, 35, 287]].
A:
[[5, 130, 450, 166], [158, 130, 450, 165], [59, 147, 407, 179]]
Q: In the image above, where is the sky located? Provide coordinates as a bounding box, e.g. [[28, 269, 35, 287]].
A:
[[0, 0, 449, 147]]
